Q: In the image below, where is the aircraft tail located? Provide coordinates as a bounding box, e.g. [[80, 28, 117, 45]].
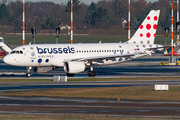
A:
[[128, 10, 160, 44]]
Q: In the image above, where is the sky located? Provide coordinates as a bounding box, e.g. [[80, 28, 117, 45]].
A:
[[24, 0, 159, 5]]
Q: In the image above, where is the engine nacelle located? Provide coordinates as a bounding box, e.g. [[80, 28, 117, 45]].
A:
[[64, 62, 85, 74], [33, 67, 53, 73]]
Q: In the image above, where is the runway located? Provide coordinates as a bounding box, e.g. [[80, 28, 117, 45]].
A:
[[0, 96, 180, 118]]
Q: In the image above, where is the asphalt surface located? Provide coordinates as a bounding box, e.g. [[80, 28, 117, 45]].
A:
[[0, 96, 180, 118]]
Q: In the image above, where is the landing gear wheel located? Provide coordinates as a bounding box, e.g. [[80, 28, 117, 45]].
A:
[[26, 67, 32, 77], [90, 71, 96, 76], [88, 70, 96, 77], [66, 73, 75, 77], [88, 70, 91, 76], [26, 73, 31, 77]]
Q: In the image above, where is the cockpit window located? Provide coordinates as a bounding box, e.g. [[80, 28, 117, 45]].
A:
[[11, 51, 16, 54], [11, 50, 23, 54]]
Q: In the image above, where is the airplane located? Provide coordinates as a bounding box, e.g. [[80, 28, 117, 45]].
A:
[[3, 10, 163, 77]]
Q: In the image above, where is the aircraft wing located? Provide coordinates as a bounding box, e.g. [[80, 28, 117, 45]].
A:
[[68, 52, 144, 62]]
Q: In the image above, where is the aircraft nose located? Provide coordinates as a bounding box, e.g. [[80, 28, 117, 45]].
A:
[[3, 55, 13, 65]]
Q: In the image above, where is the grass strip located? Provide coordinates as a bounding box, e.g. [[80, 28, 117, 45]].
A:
[[1, 35, 175, 48], [0, 77, 180, 83], [0, 114, 175, 120], [1, 86, 180, 101]]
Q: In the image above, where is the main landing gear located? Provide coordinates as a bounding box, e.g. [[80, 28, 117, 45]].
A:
[[87, 67, 96, 77], [26, 67, 31, 77]]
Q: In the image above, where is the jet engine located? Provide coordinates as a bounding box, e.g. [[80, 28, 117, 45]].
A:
[[64, 62, 85, 73], [33, 67, 53, 73]]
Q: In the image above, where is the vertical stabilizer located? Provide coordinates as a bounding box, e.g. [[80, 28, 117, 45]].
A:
[[129, 10, 160, 44]]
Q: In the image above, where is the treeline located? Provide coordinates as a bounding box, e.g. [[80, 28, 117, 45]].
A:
[[0, 0, 177, 35]]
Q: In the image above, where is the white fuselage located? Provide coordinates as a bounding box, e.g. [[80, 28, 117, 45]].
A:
[[4, 43, 161, 67]]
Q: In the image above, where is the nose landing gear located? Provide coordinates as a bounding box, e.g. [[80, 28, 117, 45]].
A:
[[26, 67, 31, 77]]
